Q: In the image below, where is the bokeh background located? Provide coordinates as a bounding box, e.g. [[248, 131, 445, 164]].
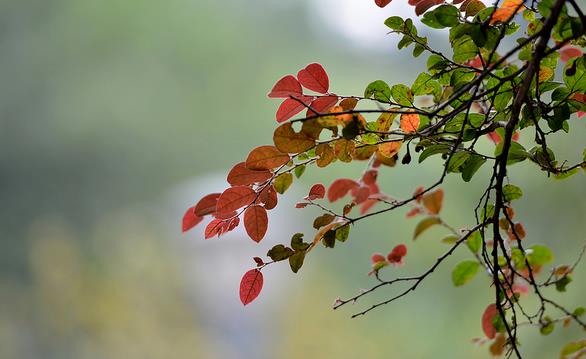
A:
[[1, 0, 584, 358]]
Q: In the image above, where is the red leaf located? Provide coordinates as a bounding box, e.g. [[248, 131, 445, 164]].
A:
[[276, 96, 314, 123], [204, 219, 224, 239], [360, 196, 380, 215], [244, 205, 268, 243], [482, 304, 498, 339], [375, 0, 392, 7], [216, 186, 257, 214], [362, 170, 378, 185], [413, 186, 425, 203], [387, 244, 407, 263], [227, 162, 272, 187], [415, 0, 444, 16], [182, 206, 203, 233], [258, 185, 278, 210], [240, 269, 264, 305], [253, 257, 264, 266], [194, 193, 221, 217], [307, 95, 339, 116], [245, 145, 290, 171], [371, 253, 386, 263], [297, 63, 330, 94], [306, 183, 326, 200], [267, 75, 302, 98], [327, 178, 359, 202], [213, 210, 237, 220], [406, 207, 422, 218], [352, 186, 371, 204]]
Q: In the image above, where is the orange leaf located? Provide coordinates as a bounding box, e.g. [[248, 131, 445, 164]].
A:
[[340, 98, 358, 111], [334, 139, 355, 163], [182, 206, 203, 232], [239, 269, 264, 305], [489, 334, 506, 356], [244, 205, 268, 242], [227, 162, 272, 187], [273, 123, 315, 154], [245, 145, 290, 170], [490, 0, 524, 24], [297, 63, 329, 94], [194, 193, 221, 217], [327, 178, 359, 202], [267, 75, 302, 98], [316, 143, 335, 168], [216, 186, 257, 214], [378, 141, 402, 158], [400, 113, 420, 133], [422, 188, 444, 214]]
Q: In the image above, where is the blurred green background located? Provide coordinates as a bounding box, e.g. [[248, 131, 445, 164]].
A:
[[1, 0, 584, 358]]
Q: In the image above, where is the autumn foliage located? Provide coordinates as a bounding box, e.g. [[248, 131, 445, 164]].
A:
[[183, 0, 586, 357]]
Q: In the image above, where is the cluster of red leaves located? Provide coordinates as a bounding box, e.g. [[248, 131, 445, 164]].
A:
[[182, 145, 292, 243], [370, 244, 408, 275], [268, 63, 338, 123]]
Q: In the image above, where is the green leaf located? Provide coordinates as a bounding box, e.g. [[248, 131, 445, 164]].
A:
[[540, 317, 554, 335], [364, 80, 392, 102], [503, 184, 523, 202], [413, 217, 442, 240], [461, 154, 486, 182], [384, 16, 404, 30], [555, 168, 583, 180], [274, 173, 293, 194], [446, 151, 471, 173], [495, 141, 529, 165], [422, 5, 460, 29], [560, 340, 586, 358], [527, 245, 553, 266], [573, 307, 585, 317], [452, 36, 478, 63], [294, 164, 306, 178], [555, 275, 572, 292], [451, 260, 480, 286], [391, 84, 413, 106], [481, 204, 495, 221], [419, 144, 451, 163], [441, 235, 459, 244], [335, 224, 350, 242], [291, 233, 310, 251], [289, 251, 305, 273], [466, 231, 482, 253], [267, 244, 294, 261], [412, 72, 441, 96]]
